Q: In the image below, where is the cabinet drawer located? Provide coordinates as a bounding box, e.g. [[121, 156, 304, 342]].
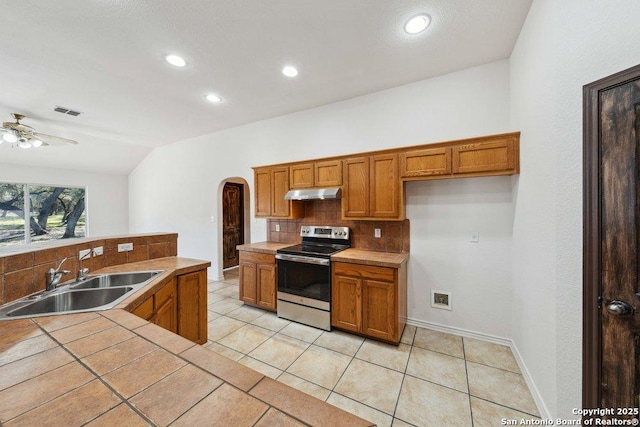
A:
[[239, 251, 275, 264], [333, 262, 395, 282], [400, 147, 451, 178]]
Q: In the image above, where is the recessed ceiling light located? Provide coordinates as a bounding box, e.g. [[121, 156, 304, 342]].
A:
[[205, 93, 222, 103], [404, 14, 431, 34], [282, 66, 298, 78], [165, 54, 187, 67]]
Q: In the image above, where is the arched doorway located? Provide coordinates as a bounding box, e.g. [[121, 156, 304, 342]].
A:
[[222, 182, 244, 269], [218, 178, 250, 275]]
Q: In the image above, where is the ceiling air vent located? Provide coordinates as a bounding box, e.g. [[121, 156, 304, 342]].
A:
[[54, 106, 82, 116]]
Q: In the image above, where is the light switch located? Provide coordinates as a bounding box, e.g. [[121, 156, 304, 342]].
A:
[[470, 231, 479, 243]]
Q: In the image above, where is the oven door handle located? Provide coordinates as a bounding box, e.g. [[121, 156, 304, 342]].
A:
[[276, 253, 331, 266]]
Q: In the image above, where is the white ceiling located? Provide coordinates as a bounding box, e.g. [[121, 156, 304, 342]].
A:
[[0, 0, 532, 175]]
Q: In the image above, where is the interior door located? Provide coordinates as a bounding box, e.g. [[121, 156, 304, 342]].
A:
[[223, 182, 243, 269], [584, 64, 640, 418]]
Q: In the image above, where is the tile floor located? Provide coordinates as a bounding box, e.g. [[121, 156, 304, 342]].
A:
[[206, 270, 540, 427]]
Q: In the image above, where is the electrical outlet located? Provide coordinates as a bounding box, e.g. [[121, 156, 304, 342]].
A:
[[374, 228, 381, 238], [92, 246, 103, 256], [275, 224, 280, 232], [78, 249, 91, 260], [470, 231, 479, 243], [117, 243, 133, 252]]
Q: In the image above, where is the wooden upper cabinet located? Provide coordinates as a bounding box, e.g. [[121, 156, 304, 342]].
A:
[[271, 167, 291, 217], [452, 135, 517, 175], [255, 167, 272, 217], [254, 166, 303, 218], [370, 154, 400, 218], [342, 157, 370, 218], [314, 160, 342, 187], [400, 147, 452, 178], [290, 163, 314, 189], [343, 154, 401, 220]]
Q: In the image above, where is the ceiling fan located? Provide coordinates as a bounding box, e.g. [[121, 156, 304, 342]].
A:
[[0, 113, 78, 149]]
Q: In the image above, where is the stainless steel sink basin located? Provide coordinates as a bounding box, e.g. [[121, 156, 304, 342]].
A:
[[0, 269, 165, 320], [6, 287, 134, 318], [71, 271, 163, 289]]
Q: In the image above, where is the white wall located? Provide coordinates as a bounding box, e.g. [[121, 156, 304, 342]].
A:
[[0, 163, 129, 238], [129, 60, 515, 338], [510, 0, 640, 419], [405, 176, 514, 339]]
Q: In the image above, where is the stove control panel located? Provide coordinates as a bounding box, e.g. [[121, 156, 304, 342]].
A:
[[300, 225, 350, 240]]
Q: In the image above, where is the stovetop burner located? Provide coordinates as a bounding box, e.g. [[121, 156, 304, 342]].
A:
[[276, 225, 350, 258]]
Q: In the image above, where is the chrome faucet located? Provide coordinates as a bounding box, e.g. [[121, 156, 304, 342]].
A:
[[46, 258, 71, 291], [77, 251, 91, 282]]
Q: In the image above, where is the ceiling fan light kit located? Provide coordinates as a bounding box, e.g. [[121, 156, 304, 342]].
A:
[[0, 113, 78, 149]]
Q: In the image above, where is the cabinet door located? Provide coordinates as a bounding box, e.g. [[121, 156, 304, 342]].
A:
[[331, 274, 362, 332], [271, 167, 291, 217], [342, 157, 370, 218], [239, 261, 258, 305], [132, 297, 154, 321], [177, 270, 207, 344], [290, 163, 314, 189], [400, 147, 452, 178], [255, 168, 272, 217], [452, 137, 516, 175], [154, 279, 177, 333], [362, 280, 396, 342], [314, 160, 342, 187], [370, 154, 400, 218], [257, 263, 276, 311]]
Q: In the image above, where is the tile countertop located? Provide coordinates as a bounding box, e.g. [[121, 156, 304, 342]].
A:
[[236, 241, 293, 254], [331, 248, 409, 268], [0, 257, 373, 426], [237, 242, 410, 268]]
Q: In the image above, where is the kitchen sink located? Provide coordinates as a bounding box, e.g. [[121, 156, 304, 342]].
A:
[[71, 271, 163, 289], [5, 287, 134, 318], [0, 269, 165, 320]]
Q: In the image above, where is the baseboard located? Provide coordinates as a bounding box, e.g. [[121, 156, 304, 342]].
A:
[[509, 340, 552, 420], [405, 317, 550, 419], [406, 317, 511, 346]]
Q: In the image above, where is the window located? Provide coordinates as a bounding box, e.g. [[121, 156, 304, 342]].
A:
[[0, 183, 86, 248]]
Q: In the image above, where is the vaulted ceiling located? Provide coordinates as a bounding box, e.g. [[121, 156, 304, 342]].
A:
[[0, 0, 531, 174]]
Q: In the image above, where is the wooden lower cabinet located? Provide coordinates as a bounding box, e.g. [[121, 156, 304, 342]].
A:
[[332, 261, 407, 344], [131, 269, 208, 344], [177, 270, 208, 344], [239, 251, 277, 311], [132, 278, 177, 334]]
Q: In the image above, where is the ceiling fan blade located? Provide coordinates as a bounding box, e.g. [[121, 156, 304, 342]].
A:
[[32, 132, 78, 145]]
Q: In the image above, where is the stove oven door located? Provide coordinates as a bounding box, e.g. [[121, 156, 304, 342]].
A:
[[275, 254, 331, 304]]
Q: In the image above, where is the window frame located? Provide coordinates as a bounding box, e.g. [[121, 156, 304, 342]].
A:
[[0, 180, 89, 249]]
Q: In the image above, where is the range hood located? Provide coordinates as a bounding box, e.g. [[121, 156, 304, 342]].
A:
[[284, 187, 342, 200]]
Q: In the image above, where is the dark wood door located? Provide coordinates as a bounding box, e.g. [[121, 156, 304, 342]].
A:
[[584, 64, 640, 417], [223, 183, 243, 269]]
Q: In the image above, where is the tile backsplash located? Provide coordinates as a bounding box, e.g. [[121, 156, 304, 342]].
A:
[[267, 199, 410, 253], [0, 233, 177, 305]]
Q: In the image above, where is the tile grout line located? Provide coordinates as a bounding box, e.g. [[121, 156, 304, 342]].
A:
[[463, 337, 476, 427], [29, 319, 158, 427]]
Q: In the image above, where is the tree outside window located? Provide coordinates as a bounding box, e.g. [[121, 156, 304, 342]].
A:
[[0, 183, 86, 247]]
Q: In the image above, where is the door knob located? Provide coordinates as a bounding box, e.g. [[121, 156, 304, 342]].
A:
[[606, 300, 634, 316]]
